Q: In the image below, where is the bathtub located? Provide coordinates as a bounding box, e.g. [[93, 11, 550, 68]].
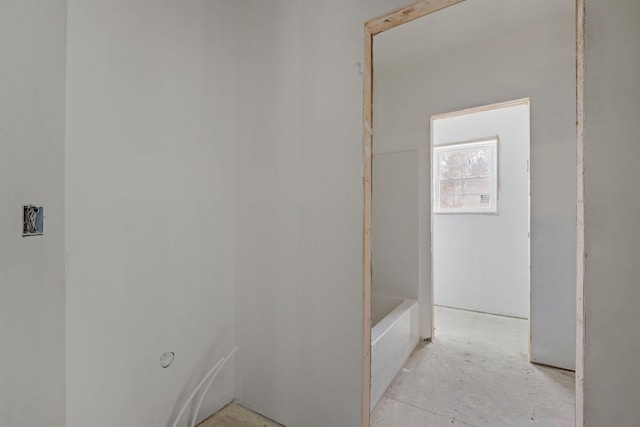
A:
[[370, 294, 420, 412]]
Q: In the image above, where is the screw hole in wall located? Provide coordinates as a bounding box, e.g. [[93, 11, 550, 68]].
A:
[[160, 352, 175, 368]]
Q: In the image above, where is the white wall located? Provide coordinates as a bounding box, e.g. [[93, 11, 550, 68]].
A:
[[583, 1, 640, 425], [233, 1, 408, 426], [0, 1, 66, 426], [433, 105, 530, 319], [14, 1, 639, 425], [65, 1, 238, 425], [374, 0, 576, 370], [372, 151, 420, 299]]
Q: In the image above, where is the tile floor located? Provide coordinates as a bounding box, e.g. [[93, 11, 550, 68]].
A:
[[371, 306, 575, 427]]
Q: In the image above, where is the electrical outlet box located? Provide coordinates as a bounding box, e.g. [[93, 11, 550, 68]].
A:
[[23, 205, 44, 236]]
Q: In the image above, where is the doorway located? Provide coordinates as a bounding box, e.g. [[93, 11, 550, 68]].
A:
[[432, 100, 531, 344], [363, 0, 584, 425]]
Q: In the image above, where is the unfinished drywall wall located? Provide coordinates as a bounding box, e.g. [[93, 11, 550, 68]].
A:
[[374, 0, 576, 370], [65, 1, 238, 425], [433, 105, 530, 319], [0, 1, 66, 425], [583, 1, 640, 425], [372, 151, 420, 299], [233, 0, 408, 425]]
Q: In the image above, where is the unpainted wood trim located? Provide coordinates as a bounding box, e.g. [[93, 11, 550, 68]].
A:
[[575, 0, 585, 424], [429, 111, 435, 341], [361, 26, 373, 427], [430, 97, 531, 121], [362, 2, 466, 425], [365, 0, 464, 35]]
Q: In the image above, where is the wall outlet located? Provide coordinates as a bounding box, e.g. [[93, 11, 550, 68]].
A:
[[23, 205, 44, 236]]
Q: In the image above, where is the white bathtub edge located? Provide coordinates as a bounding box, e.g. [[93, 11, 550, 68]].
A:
[[370, 298, 420, 413], [372, 298, 417, 346]]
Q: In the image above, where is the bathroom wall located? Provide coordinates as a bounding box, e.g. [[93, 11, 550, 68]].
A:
[[372, 151, 420, 299], [233, 0, 408, 426], [5, 1, 640, 426], [583, 0, 640, 425], [0, 1, 66, 426], [374, 0, 576, 369], [65, 1, 238, 425], [433, 105, 530, 319]]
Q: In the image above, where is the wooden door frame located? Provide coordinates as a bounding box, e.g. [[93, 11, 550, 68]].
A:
[[361, 1, 585, 425]]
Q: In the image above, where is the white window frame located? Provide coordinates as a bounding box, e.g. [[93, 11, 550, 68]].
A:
[[433, 137, 499, 214]]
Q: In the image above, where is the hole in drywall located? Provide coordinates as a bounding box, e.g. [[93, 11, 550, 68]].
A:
[[160, 352, 175, 368]]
